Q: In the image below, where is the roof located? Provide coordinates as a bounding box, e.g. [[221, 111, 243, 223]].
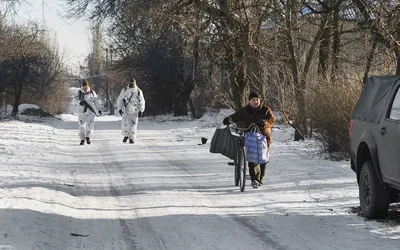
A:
[[352, 75, 400, 123]]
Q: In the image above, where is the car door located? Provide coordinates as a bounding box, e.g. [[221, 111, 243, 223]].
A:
[[379, 85, 400, 183]]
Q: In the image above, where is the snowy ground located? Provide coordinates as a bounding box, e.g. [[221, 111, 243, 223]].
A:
[[0, 107, 400, 249]]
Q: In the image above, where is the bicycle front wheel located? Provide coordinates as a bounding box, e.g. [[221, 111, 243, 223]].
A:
[[239, 146, 246, 192], [234, 148, 240, 186]]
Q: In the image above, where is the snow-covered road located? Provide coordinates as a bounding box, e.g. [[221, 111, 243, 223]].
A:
[[0, 114, 399, 249]]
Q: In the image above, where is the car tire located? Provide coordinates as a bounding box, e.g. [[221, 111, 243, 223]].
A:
[[359, 161, 389, 219], [390, 189, 400, 203]]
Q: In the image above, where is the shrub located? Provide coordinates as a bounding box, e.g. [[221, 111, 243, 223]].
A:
[[24, 82, 69, 114], [307, 80, 362, 155]]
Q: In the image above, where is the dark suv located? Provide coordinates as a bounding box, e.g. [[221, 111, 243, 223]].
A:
[[349, 75, 400, 219]]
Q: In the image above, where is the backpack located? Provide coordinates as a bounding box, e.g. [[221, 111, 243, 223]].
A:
[[123, 87, 142, 105]]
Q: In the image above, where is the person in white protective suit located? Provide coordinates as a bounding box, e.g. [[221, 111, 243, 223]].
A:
[[74, 80, 102, 145], [117, 78, 145, 144]]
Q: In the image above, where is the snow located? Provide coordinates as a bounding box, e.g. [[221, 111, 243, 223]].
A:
[[0, 105, 400, 249]]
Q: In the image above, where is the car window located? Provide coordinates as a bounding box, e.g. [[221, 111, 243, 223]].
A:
[[389, 87, 400, 120]]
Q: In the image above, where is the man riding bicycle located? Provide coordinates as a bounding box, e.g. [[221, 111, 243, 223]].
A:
[[223, 91, 275, 188]]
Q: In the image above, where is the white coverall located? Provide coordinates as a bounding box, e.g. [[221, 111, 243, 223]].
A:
[[117, 85, 145, 140], [74, 87, 101, 140]]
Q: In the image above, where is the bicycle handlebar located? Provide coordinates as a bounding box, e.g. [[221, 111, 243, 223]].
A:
[[229, 122, 256, 133]]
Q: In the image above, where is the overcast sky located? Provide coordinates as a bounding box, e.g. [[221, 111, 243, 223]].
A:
[[14, 0, 91, 71]]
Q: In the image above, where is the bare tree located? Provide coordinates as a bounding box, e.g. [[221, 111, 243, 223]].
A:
[[351, 0, 400, 75], [61, 0, 397, 152], [0, 23, 67, 116], [63, 0, 277, 111], [0, 0, 21, 15]]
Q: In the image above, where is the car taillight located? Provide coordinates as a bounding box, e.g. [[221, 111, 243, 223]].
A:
[[349, 120, 353, 136]]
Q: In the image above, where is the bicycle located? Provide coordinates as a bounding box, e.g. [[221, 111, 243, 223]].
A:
[[228, 122, 255, 192]]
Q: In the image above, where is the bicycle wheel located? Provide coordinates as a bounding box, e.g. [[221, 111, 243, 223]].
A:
[[239, 146, 246, 192], [234, 147, 240, 186]]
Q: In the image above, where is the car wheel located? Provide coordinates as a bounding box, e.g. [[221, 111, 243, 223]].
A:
[[359, 161, 389, 219]]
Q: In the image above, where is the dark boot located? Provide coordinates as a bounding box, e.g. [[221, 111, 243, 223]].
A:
[[248, 162, 259, 182], [85, 137, 91, 144], [123, 137, 128, 143], [129, 139, 134, 144], [79, 140, 85, 145], [259, 163, 266, 185]]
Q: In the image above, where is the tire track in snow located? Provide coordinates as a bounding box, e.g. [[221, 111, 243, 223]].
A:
[[101, 140, 168, 250], [148, 140, 286, 250], [162, 157, 286, 249], [67, 138, 139, 250], [232, 216, 287, 250]]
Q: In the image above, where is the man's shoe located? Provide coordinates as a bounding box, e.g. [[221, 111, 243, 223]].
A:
[[79, 140, 85, 145], [129, 139, 134, 144], [85, 137, 91, 144], [123, 137, 128, 143], [251, 180, 259, 189]]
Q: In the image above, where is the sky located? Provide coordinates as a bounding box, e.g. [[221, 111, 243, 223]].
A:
[[1, 98, 400, 249], [13, 0, 91, 71]]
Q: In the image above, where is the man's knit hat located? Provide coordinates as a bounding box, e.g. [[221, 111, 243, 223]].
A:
[[128, 78, 136, 88], [248, 91, 261, 100], [81, 80, 89, 86]]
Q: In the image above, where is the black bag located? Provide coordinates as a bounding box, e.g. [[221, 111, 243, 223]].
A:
[[209, 126, 238, 160]]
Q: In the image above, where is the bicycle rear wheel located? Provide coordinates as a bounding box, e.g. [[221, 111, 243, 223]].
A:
[[239, 146, 246, 192]]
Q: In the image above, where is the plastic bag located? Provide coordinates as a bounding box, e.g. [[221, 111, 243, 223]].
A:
[[209, 126, 238, 160], [245, 126, 269, 164]]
